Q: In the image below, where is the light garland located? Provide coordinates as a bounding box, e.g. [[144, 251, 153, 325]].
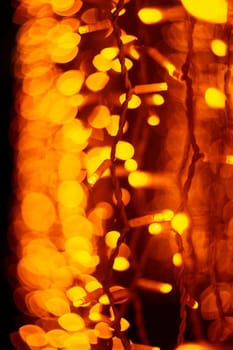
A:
[[9, 0, 233, 349]]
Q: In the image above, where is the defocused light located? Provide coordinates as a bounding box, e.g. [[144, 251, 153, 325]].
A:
[[106, 115, 120, 136], [100, 47, 119, 59], [171, 213, 190, 234], [128, 171, 150, 187], [57, 180, 85, 208], [124, 159, 138, 172], [88, 105, 111, 129], [113, 257, 130, 271], [94, 322, 113, 339], [148, 223, 162, 235], [105, 230, 121, 249], [205, 87, 225, 109], [58, 313, 85, 331], [137, 279, 172, 294], [116, 141, 135, 160], [112, 58, 133, 72], [92, 54, 113, 72], [119, 93, 141, 109], [172, 253, 183, 267], [211, 39, 227, 57], [181, 0, 227, 23], [151, 94, 165, 106], [138, 8, 163, 24], [113, 188, 131, 206], [85, 72, 109, 92], [56, 70, 84, 96], [21, 192, 56, 232], [147, 115, 160, 126]]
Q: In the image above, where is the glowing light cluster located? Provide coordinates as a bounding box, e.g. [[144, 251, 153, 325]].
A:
[[12, 1, 139, 349]]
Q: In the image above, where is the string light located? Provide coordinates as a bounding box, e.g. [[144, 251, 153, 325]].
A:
[[11, 0, 233, 349], [138, 6, 187, 24]]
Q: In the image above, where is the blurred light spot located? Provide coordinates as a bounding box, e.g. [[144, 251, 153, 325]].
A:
[[21, 192, 56, 232], [171, 213, 190, 234], [105, 230, 121, 249], [88, 105, 111, 128], [205, 87, 225, 109], [147, 115, 160, 126], [93, 54, 112, 72], [56, 70, 84, 96], [57, 180, 85, 208], [116, 141, 135, 160], [85, 72, 109, 91], [138, 8, 163, 24], [58, 313, 85, 331], [211, 39, 227, 57], [124, 159, 138, 172], [112, 58, 133, 72], [172, 253, 183, 267], [148, 223, 162, 235], [100, 47, 119, 59], [113, 257, 130, 271]]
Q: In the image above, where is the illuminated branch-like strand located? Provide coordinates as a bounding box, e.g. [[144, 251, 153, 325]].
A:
[[173, 230, 187, 346], [101, 2, 133, 350], [176, 17, 200, 345]]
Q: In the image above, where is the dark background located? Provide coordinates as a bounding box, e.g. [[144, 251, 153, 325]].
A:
[[0, 2, 18, 349]]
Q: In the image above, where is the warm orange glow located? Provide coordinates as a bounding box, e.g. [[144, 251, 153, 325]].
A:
[[94, 322, 113, 339], [147, 115, 160, 126], [62, 214, 93, 239], [45, 297, 70, 316], [148, 223, 163, 235], [66, 286, 87, 306], [58, 312, 85, 331], [116, 141, 135, 160], [51, 0, 83, 16], [205, 87, 226, 109], [85, 72, 110, 91], [134, 82, 167, 94], [171, 213, 190, 234], [138, 8, 163, 24], [211, 39, 227, 57], [19, 325, 46, 347], [58, 153, 81, 180], [57, 180, 85, 208], [88, 105, 111, 129], [105, 230, 121, 249], [181, 0, 227, 23], [137, 278, 172, 294], [150, 94, 165, 106], [175, 343, 211, 350], [120, 33, 138, 44], [172, 253, 183, 267], [138, 6, 186, 24], [106, 114, 120, 136], [113, 188, 131, 206], [62, 119, 92, 145], [113, 257, 130, 271], [92, 54, 113, 72], [128, 171, 150, 187], [120, 93, 141, 109], [56, 70, 84, 96], [124, 158, 138, 172], [162, 209, 174, 221], [100, 47, 119, 60], [112, 58, 133, 72], [21, 192, 56, 232]]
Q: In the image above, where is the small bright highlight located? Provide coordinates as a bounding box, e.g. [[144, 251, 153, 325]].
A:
[[171, 213, 190, 234]]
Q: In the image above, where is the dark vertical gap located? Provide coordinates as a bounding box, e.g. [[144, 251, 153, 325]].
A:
[[0, 2, 19, 349]]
